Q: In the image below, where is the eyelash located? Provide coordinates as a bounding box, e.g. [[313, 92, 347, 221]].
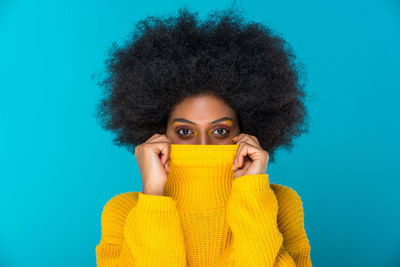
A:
[[176, 127, 231, 137]]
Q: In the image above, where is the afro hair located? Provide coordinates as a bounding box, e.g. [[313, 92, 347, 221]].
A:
[[94, 6, 309, 163]]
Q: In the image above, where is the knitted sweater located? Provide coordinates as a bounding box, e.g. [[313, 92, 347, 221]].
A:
[[96, 144, 312, 266]]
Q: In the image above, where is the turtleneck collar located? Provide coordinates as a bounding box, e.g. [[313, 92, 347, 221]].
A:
[[164, 144, 239, 210]]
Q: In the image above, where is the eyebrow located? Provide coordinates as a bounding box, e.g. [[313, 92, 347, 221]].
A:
[[171, 117, 234, 125]]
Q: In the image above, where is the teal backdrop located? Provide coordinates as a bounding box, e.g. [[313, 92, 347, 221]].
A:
[[0, 0, 399, 266]]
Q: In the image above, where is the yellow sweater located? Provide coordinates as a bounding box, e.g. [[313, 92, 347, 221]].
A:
[[96, 144, 312, 266]]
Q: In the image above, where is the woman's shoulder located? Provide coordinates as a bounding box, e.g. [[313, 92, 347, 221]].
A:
[[269, 183, 307, 226], [100, 192, 140, 226], [270, 183, 303, 202], [269, 183, 306, 221], [102, 191, 140, 214], [269, 183, 311, 249], [98, 192, 140, 242]]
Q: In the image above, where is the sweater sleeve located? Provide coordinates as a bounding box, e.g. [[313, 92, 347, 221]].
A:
[[221, 174, 312, 267], [96, 192, 136, 267], [271, 183, 312, 266], [96, 192, 187, 267]]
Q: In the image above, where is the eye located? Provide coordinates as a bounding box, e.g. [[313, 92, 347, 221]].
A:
[[175, 127, 231, 137], [213, 127, 230, 136], [176, 128, 194, 136]]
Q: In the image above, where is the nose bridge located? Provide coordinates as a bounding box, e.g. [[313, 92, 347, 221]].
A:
[[198, 129, 212, 145]]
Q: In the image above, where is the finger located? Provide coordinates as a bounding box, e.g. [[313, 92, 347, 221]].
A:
[[160, 142, 170, 160], [232, 134, 259, 146], [146, 133, 173, 145], [151, 141, 170, 172], [233, 135, 257, 170], [236, 142, 247, 170], [233, 141, 245, 171], [237, 142, 262, 169], [232, 134, 248, 144], [160, 152, 167, 166], [237, 143, 244, 169], [232, 133, 244, 142], [145, 133, 162, 143], [238, 144, 252, 169], [166, 160, 169, 173], [248, 135, 260, 146], [155, 134, 172, 172], [158, 134, 174, 145]]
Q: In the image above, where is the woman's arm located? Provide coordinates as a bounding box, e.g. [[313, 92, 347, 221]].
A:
[[220, 174, 312, 266], [96, 192, 187, 267], [96, 192, 135, 266], [272, 182, 312, 266]]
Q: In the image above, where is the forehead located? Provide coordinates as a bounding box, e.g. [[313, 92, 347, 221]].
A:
[[169, 95, 236, 120]]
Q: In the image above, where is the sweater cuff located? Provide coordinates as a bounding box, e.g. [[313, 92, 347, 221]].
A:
[[231, 174, 270, 193], [136, 192, 178, 213]]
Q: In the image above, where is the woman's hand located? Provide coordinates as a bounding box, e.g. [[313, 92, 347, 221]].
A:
[[134, 133, 172, 196], [231, 133, 269, 180]]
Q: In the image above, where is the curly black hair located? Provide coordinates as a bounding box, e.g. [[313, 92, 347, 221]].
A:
[[94, 6, 309, 163]]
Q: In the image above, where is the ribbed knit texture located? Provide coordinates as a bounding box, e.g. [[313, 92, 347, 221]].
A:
[[96, 144, 312, 266]]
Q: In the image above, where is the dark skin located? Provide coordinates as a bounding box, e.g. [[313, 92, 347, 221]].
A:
[[136, 94, 269, 195], [166, 94, 241, 145], [166, 94, 269, 179]]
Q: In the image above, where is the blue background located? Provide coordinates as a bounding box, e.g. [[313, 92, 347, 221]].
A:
[[1, 0, 399, 266]]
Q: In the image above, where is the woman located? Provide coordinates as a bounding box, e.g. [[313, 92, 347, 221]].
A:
[[95, 6, 312, 266]]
